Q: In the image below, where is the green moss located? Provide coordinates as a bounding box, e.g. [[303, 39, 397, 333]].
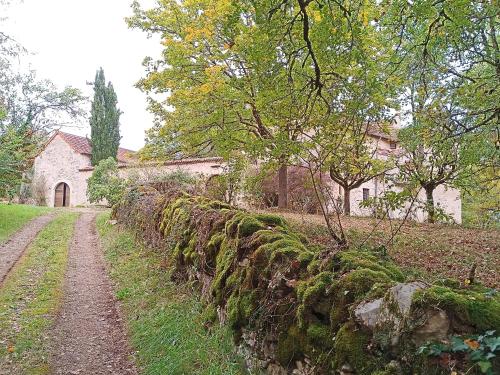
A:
[[339, 269, 393, 299], [250, 229, 283, 247], [276, 325, 307, 365], [212, 239, 238, 303], [237, 216, 266, 237], [226, 290, 257, 329], [183, 234, 198, 264], [306, 323, 333, 346], [202, 303, 218, 323], [412, 285, 500, 331], [253, 213, 287, 227], [329, 269, 394, 331], [115, 187, 500, 375], [297, 272, 334, 328], [335, 250, 404, 282], [332, 322, 382, 374]]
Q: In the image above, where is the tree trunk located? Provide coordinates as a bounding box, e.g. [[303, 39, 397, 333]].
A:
[[278, 164, 288, 209], [425, 187, 435, 223], [343, 188, 351, 216]]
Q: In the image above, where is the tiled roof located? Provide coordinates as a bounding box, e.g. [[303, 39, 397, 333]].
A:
[[57, 131, 135, 162], [78, 157, 224, 172], [366, 123, 398, 142]]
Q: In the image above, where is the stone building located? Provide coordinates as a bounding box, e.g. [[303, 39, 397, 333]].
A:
[[33, 130, 461, 223], [32, 131, 223, 207]]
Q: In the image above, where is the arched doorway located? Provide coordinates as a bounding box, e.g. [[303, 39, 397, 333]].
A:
[[54, 182, 70, 207]]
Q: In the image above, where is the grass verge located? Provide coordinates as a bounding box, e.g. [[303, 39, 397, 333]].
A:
[[96, 212, 245, 375], [0, 204, 51, 243], [0, 212, 78, 374]]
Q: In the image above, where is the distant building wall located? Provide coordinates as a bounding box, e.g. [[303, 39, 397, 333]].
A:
[[33, 135, 91, 207], [33, 133, 461, 223]]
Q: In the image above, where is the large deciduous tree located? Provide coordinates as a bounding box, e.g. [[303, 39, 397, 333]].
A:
[[389, 0, 500, 223], [386, 0, 499, 139], [128, 0, 398, 212], [89, 68, 121, 166], [0, 8, 86, 199]]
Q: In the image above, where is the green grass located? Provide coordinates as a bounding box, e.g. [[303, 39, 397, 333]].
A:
[[96, 212, 246, 375], [0, 212, 78, 374], [0, 204, 51, 243]]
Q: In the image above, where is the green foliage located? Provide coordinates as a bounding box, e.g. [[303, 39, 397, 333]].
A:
[[128, 0, 398, 217], [0, 129, 32, 199], [205, 153, 246, 205], [86, 157, 126, 206], [89, 68, 121, 166], [418, 331, 500, 375], [1, 27, 85, 199], [462, 168, 500, 229]]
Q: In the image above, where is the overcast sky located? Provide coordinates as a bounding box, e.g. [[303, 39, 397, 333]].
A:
[[2, 0, 161, 150]]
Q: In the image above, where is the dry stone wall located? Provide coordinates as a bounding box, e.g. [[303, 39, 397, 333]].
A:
[[113, 185, 499, 374]]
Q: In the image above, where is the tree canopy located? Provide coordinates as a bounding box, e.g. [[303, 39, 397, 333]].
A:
[[89, 68, 121, 166], [129, 0, 498, 230]]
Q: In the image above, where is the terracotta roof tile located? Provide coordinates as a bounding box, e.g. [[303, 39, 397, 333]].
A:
[[58, 131, 135, 163], [78, 157, 224, 172]]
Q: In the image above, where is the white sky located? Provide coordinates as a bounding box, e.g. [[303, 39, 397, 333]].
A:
[[2, 0, 161, 150]]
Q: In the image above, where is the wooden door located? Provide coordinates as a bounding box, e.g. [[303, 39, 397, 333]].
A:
[[54, 183, 70, 207]]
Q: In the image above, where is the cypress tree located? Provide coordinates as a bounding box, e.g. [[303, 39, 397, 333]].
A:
[[89, 68, 121, 166]]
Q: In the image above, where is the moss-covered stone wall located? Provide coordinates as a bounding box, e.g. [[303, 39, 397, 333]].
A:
[[113, 186, 500, 375]]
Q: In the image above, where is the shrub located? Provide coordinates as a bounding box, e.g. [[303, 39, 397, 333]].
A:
[[127, 168, 202, 194], [32, 175, 47, 206], [87, 157, 126, 206], [246, 166, 323, 213]]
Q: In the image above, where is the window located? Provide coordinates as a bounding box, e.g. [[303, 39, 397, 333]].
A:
[[362, 188, 370, 202], [390, 141, 397, 150]]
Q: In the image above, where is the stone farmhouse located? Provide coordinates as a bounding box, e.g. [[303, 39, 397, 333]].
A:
[[328, 127, 462, 223], [33, 130, 462, 223], [33, 131, 223, 207]]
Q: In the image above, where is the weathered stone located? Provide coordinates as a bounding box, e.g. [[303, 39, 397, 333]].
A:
[[292, 360, 316, 375], [354, 281, 428, 331], [389, 281, 427, 316], [267, 362, 287, 375], [340, 363, 355, 374], [354, 299, 383, 329], [412, 309, 450, 346]]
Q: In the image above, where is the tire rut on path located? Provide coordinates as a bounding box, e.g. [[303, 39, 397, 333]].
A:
[[50, 212, 137, 375], [0, 213, 56, 285]]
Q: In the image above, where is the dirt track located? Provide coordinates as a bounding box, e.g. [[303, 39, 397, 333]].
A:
[[50, 212, 137, 375], [0, 213, 56, 285]]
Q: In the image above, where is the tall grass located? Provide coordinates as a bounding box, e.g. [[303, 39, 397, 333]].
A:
[[0, 204, 51, 242], [0, 212, 78, 374], [97, 213, 246, 375]]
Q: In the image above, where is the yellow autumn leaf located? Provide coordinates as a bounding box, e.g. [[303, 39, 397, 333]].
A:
[[464, 338, 480, 350]]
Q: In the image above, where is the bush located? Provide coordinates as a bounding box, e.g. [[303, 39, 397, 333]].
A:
[[127, 168, 202, 194], [32, 175, 47, 206], [246, 166, 322, 213], [87, 157, 126, 206]]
